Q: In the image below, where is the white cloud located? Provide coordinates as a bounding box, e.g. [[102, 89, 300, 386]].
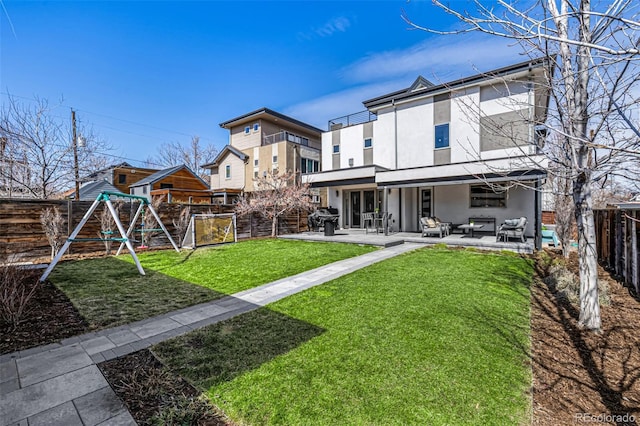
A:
[[285, 80, 407, 130], [341, 33, 524, 84], [298, 16, 352, 41], [287, 33, 532, 131]]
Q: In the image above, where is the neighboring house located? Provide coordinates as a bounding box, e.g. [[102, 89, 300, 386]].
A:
[[68, 180, 121, 201], [0, 156, 31, 198], [202, 108, 324, 204], [81, 162, 160, 195], [304, 57, 551, 247], [202, 145, 248, 204], [129, 164, 211, 202]]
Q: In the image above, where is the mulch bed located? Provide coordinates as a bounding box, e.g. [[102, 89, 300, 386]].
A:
[[98, 349, 228, 425], [0, 275, 88, 355], [532, 250, 640, 425]]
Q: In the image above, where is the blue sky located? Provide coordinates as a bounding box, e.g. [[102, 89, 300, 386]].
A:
[[0, 1, 523, 167]]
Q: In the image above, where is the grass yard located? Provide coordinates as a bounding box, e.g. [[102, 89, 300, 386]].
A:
[[51, 239, 376, 329], [154, 247, 534, 425]]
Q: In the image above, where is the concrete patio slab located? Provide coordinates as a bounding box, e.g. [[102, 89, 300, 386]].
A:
[[27, 401, 83, 426], [74, 386, 128, 426], [1, 365, 107, 425], [130, 317, 182, 339], [17, 344, 93, 387]]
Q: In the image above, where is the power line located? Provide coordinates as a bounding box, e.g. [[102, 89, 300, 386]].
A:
[[0, 91, 219, 143]]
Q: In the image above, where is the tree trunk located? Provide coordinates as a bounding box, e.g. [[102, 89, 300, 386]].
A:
[[574, 176, 601, 330], [272, 215, 278, 237]]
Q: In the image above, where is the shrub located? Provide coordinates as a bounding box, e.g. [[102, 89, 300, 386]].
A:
[[0, 261, 39, 328], [544, 263, 611, 306]]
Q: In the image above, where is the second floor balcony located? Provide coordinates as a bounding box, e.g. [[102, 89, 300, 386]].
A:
[[328, 110, 377, 130], [263, 131, 311, 147]]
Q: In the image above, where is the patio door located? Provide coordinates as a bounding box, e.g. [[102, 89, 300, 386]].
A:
[[351, 192, 361, 227], [421, 189, 432, 218], [364, 190, 375, 214]]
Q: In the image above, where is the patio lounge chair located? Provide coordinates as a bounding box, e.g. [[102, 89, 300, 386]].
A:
[[496, 217, 528, 243], [420, 217, 449, 238]]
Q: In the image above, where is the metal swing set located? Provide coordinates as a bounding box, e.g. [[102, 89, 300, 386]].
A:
[[39, 191, 180, 282]]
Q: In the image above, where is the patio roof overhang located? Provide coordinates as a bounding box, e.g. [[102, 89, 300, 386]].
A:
[[376, 155, 548, 188], [303, 165, 389, 188]]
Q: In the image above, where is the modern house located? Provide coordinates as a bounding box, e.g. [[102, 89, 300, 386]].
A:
[[203, 108, 324, 204], [303, 57, 551, 247], [129, 164, 211, 202]]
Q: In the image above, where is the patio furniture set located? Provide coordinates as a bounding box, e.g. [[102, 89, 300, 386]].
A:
[[421, 216, 530, 243]]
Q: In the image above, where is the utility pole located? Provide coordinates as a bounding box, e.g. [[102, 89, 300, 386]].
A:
[[71, 109, 80, 200]]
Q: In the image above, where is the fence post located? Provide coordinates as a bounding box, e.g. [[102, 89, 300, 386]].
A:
[[633, 211, 639, 294]]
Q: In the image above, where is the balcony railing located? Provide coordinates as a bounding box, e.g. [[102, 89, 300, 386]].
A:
[[328, 110, 377, 130], [263, 131, 310, 147]]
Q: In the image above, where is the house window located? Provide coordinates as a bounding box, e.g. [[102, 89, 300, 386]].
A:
[[300, 158, 319, 173], [470, 184, 506, 208], [254, 158, 259, 166], [160, 183, 173, 189], [254, 171, 259, 179], [272, 155, 278, 163], [118, 174, 126, 184], [225, 164, 231, 179], [244, 126, 251, 135], [364, 138, 372, 148], [142, 186, 147, 194], [253, 123, 260, 132], [435, 123, 450, 149], [333, 145, 340, 154]]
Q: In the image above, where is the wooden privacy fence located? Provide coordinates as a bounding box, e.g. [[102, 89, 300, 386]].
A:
[[0, 198, 309, 263], [594, 208, 639, 295]]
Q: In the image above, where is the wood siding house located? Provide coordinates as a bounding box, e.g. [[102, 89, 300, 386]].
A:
[[129, 164, 211, 203]]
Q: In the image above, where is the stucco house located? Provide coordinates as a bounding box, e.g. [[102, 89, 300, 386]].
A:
[[202, 108, 324, 204], [303, 57, 551, 248]]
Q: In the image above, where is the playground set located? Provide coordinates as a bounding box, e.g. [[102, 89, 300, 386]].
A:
[[39, 191, 179, 282]]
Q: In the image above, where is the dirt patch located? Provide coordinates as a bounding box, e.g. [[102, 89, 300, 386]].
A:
[[0, 276, 88, 355], [98, 349, 228, 425], [532, 249, 640, 425]]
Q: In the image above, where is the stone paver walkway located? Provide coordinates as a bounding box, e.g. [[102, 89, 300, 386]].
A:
[[0, 242, 421, 426]]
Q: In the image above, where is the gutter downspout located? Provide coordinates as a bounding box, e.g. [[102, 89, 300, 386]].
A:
[[391, 99, 397, 235], [393, 99, 398, 170]]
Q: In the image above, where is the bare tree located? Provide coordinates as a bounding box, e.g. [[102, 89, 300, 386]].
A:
[[403, 0, 640, 331], [0, 96, 111, 198], [172, 205, 191, 247], [40, 207, 66, 260], [235, 170, 313, 237], [154, 136, 217, 181], [96, 201, 123, 255]]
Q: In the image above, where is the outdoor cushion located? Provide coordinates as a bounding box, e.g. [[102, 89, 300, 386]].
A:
[[505, 219, 519, 226], [426, 218, 437, 228]]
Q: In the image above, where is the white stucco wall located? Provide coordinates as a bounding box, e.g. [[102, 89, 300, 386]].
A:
[[396, 98, 433, 169], [372, 110, 396, 169], [339, 124, 365, 168], [433, 183, 535, 236]]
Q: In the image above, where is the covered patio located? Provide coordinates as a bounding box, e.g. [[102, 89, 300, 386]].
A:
[[279, 228, 534, 254]]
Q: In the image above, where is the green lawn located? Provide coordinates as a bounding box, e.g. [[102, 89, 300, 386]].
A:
[[50, 239, 376, 329], [155, 247, 533, 425]]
